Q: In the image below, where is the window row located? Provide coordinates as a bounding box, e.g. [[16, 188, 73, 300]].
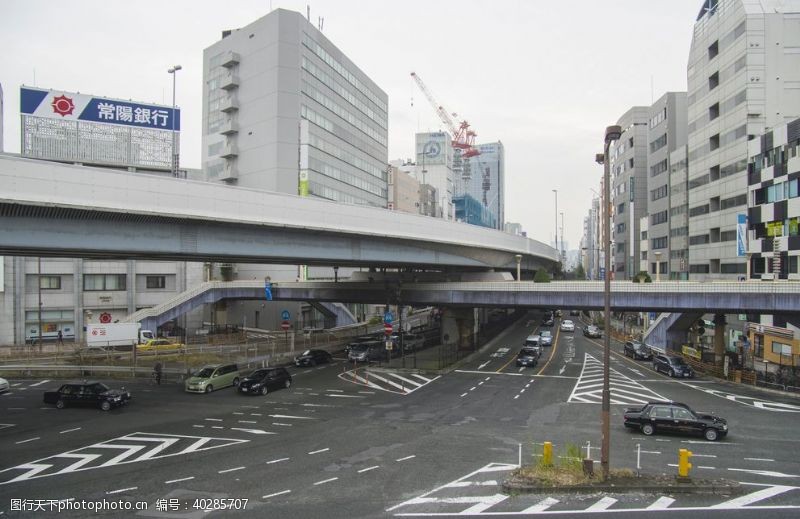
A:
[[651, 210, 668, 225], [302, 34, 387, 112], [651, 184, 668, 201], [649, 107, 667, 129], [753, 217, 800, 239], [649, 134, 667, 153], [650, 158, 668, 177], [753, 179, 800, 205], [751, 139, 800, 175], [302, 83, 387, 147], [651, 237, 668, 249], [689, 234, 710, 245], [308, 156, 387, 198]]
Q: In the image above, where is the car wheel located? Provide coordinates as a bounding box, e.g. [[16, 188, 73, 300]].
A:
[[100, 401, 111, 412], [704, 428, 719, 441], [668, 369, 675, 378], [641, 423, 655, 436], [260, 386, 269, 396], [205, 385, 213, 393], [284, 379, 292, 389], [56, 400, 65, 409], [232, 377, 240, 387]]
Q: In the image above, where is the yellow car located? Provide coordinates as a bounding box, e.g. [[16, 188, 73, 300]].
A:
[[137, 338, 185, 353]]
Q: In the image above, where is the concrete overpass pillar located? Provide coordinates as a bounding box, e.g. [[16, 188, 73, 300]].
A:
[[441, 308, 477, 352], [713, 314, 726, 365]]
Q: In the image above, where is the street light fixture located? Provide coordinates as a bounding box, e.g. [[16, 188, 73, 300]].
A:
[[596, 124, 621, 481], [167, 65, 182, 177]]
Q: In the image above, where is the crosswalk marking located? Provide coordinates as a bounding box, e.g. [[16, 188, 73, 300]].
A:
[[0, 432, 248, 485], [682, 383, 800, 413], [339, 369, 440, 395], [647, 496, 675, 509], [710, 484, 797, 508], [521, 497, 560, 512], [586, 496, 617, 510], [568, 353, 668, 404]]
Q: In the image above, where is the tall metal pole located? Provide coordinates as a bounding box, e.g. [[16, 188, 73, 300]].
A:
[[597, 125, 621, 481], [552, 189, 558, 257], [37, 256, 43, 350], [168, 65, 182, 177]]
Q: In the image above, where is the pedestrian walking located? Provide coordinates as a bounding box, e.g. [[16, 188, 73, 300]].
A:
[[153, 361, 163, 385], [57, 330, 64, 346]]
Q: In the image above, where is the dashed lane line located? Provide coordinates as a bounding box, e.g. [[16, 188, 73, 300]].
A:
[[308, 448, 329, 455], [263, 490, 291, 499], [266, 458, 290, 464], [15, 437, 39, 445], [358, 465, 380, 473], [313, 477, 338, 486], [59, 428, 81, 434], [165, 476, 195, 484], [218, 466, 245, 474], [396, 455, 416, 462], [106, 487, 137, 495]]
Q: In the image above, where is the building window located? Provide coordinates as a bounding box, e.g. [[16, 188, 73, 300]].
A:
[[689, 234, 710, 245], [649, 134, 667, 154], [39, 276, 61, 290], [146, 276, 166, 289], [708, 40, 719, 59], [709, 71, 719, 90], [689, 204, 710, 217], [709, 102, 719, 120], [617, 202, 625, 215], [771, 341, 792, 356], [721, 263, 746, 274], [641, 230, 648, 240], [616, 222, 626, 234], [84, 274, 126, 291], [651, 237, 668, 249], [650, 185, 668, 201], [709, 134, 720, 151], [616, 243, 625, 253], [651, 210, 668, 225], [690, 264, 710, 274], [720, 194, 747, 210], [650, 159, 668, 177]]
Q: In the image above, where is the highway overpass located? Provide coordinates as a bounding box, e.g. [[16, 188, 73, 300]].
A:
[[0, 154, 556, 272]]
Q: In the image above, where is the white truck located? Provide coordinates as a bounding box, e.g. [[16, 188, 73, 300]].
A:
[[85, 323, 154, 348]]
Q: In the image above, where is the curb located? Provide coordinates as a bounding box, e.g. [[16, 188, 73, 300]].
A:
[[503, 479, 743, 496]]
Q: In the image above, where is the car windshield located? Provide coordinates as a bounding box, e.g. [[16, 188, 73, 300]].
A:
[[541, 331, 552, 338], [563, 320, 573, 325], [249, 369, 268, 378], [520, 348, 537, 356], [670, 357, 687, 366], [350, 344, 369, 352], [633, 343, 645, 350], [195, 368, 215, 378]]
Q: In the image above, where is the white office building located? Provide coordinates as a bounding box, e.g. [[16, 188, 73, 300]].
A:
[[686, 0, 800, 279]]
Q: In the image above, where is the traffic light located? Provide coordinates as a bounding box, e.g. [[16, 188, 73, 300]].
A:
[[696, 320, 705, 336], [678, 448, 693, 478]]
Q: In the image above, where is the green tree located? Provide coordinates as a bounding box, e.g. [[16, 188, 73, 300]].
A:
[[632, 270, 652, 283], [575, 264, 586, 280], [534, 269, 551, 283]]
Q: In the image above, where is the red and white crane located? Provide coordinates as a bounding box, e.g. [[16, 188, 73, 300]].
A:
[[410, 72, 480, 159]]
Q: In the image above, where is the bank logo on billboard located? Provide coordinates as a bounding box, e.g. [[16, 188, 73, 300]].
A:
[[21, 86, 180, 130]]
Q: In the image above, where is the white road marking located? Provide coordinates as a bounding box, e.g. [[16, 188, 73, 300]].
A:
[[646, 496, 675, 509], [710, 484, 798, 508], [326, 389, 344, 392], [358, 391, 376, 394], [692, 454, 717, 458], [521, 497, 560, 512], [106, 487, 137, 495], [218, 466, 245, 474], [728, 468, 800, 478], [211, 426, 223, 429], [485, 377, 491, 381], [681, 440, 739, 445], [266, 457, 290, 464], [656, 439, 672, 442], [269, 414, 314, 420], [358, 465, 380, 473], [59, 428, 81, 434], [204, 418, 223, 422], [478, 381, 485, 386], [745, 458, 775, 462], [308, 448, 329, 455], [28, 380, 50, 387], [250, 413, 262, 416], [513, 395, 520, 400], [327, 394, 363, 398], [192, 425, 205, 428], [165, 476, 194, 484], [262, 490, 291, 499], [232, 412, 244, 415], [698, 466, 716, 469], [313, 477, 338, 485], [568, 353, 668, 404], [229, 428, 274, 435], [586, 496, 618, 510], [478, 361, 491, 370], [460, 494, 509, 514], [15, 437, 39, 444], [460, 393, 468, 397], [396, 455, 416, 462], [237, 420, 257, 424], [470, 386, 477, 391], [272, 423, 293, 427], [559, 365, 566, 375], [444, 481, 499, 488]]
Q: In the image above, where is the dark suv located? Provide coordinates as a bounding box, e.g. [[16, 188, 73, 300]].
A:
[[239, 368, 292, 395], [624, 341, 652, 360], [516, 347, 539, 368], [653, 354, 694, 378], [43, 381, 131, 411], [623, 401, 728, 441], [294, 349, 333, 367], [348, 341, 388, 363]]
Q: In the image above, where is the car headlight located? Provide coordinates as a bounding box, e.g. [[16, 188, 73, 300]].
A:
[[251, 382, 262, 388]]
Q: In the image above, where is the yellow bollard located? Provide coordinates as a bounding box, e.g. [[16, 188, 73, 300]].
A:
[[543, 442, 553, 467], [678, 448, 693, 478]]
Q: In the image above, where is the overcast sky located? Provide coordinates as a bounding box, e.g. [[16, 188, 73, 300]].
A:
[[0, 0, 701, 249]]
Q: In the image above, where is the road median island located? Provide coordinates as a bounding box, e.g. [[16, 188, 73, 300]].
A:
[[503, 468, 743, 496]]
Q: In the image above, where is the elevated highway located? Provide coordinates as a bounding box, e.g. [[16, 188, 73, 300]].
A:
[[0, 154, 556, 272]]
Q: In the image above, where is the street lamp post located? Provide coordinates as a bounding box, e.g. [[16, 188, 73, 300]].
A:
[[596, 124, 621, 481], [552, 189, 558, 261], [167, 65, 182, 177], [515, 254, 522, 282], [654, 251, 662, 282]]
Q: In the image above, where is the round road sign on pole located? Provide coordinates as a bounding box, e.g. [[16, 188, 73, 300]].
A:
[[384, 322, 393, 335], [281, 321, 290, 331]]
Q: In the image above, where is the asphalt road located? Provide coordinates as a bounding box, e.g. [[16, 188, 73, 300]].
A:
[[1, 311, 799, 518]]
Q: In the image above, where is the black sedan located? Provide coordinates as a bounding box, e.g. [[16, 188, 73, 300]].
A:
[[623, 401, 728, 441], [238, 368, 292, 395], [294, 349, 333, 367], [624, 341, 652, 360], [516, 347, 539, 368], [43, 381, 131, 411]]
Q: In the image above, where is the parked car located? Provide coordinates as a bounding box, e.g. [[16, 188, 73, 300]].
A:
[[623, 401, 728, 441], [390, 333, 424, 353], [184, 363, 240, 393], [653, 354, 694, 378], [294, 349, 333, 367], [238, 367, 292, 395], [560, 319, 575, 332], [624, 341, 652, 360], [539, 330, 553, 346], [516, 347, 540, 368], [43, 381, 131, 411], [137, 338, 185, 353], [583, 325, 602, 338], [345, 335, 381, 355], [0, 377, 9, 394], [348, 341, 388, 363], [541, 316, 554, 327]]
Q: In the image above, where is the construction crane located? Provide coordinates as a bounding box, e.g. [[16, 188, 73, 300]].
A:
[[410, 72, 480, 159]]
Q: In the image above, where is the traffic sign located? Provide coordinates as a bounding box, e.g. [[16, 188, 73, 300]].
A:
[[384, 322, 393, 335], [281, 310, 290, 321], [385, 340, 393, 351], [384, 311, 394, 324], [281, 321, 290, 331]]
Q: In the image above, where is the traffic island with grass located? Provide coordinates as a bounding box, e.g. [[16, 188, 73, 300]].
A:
[[503, 442, 743, 496]]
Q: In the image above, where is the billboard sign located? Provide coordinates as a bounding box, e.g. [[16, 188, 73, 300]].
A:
[[21, 87, 180, 130], [416, 132, 449, 166], [736, 214, 747, 257]]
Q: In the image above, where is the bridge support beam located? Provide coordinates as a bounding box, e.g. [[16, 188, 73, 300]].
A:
[[713, 314, 727, 365], [441, 308, 477, 352]]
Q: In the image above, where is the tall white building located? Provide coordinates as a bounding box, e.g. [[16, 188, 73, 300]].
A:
[[460, 141, 505, 230], [202, 8, 388, 207], [413, 131, 455, 219], [686, 0, 800, 279]]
